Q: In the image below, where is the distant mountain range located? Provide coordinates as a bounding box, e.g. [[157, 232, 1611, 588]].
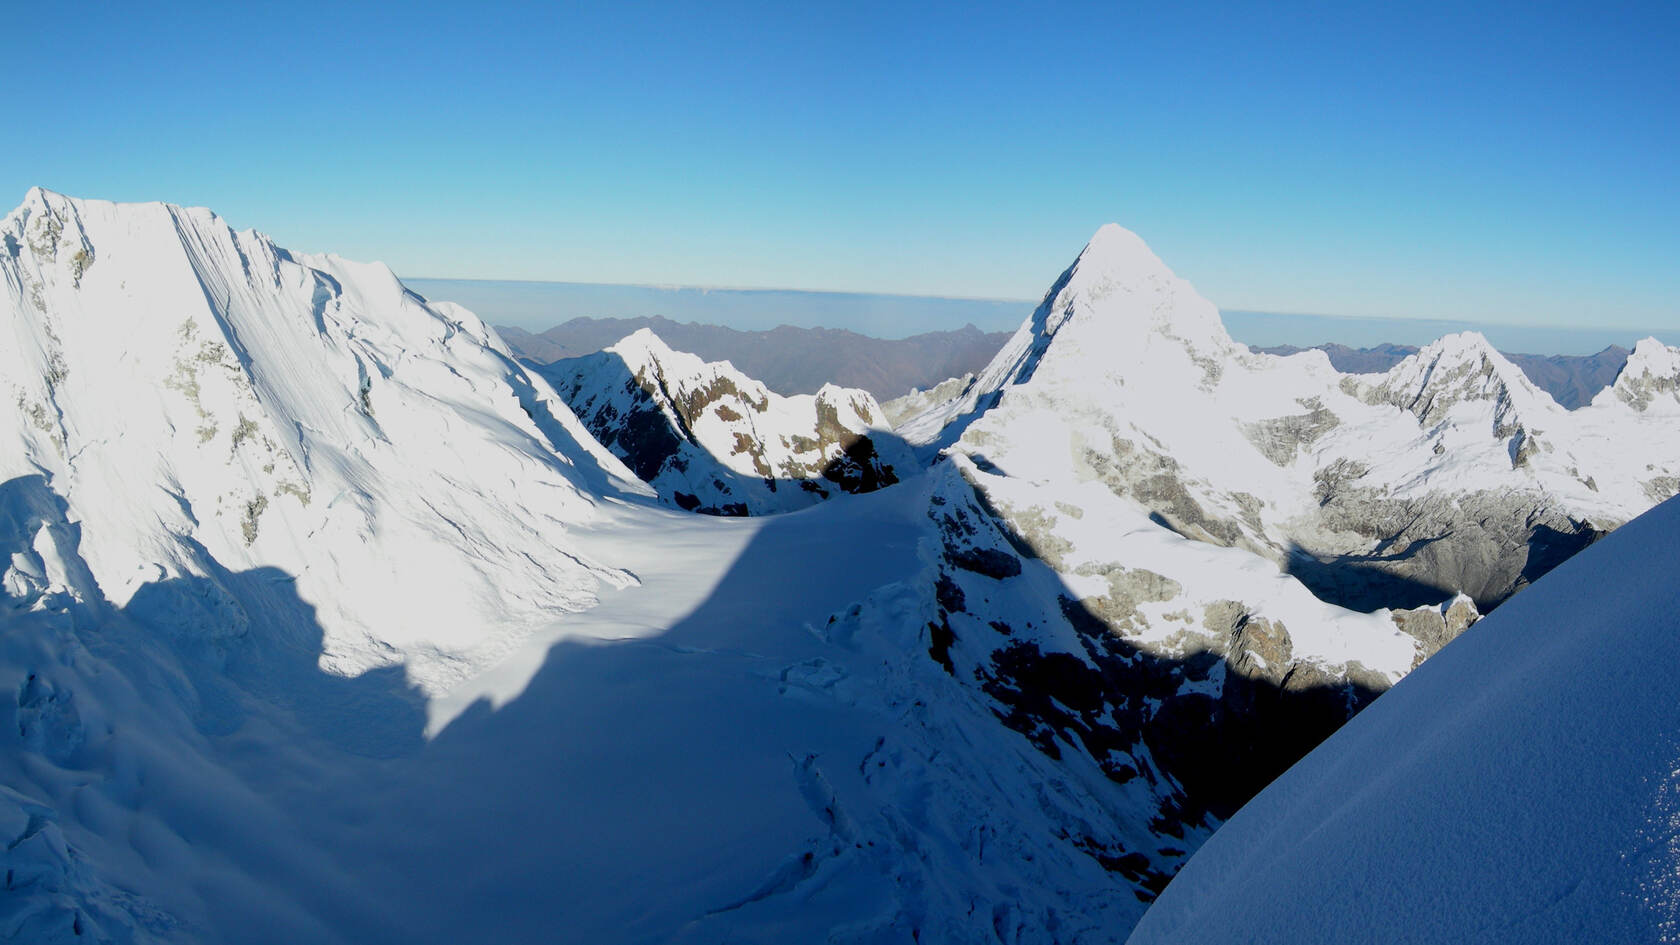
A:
[[496, 316, 1011, 399], [501, 320, 1640, 410], [1239, 342, 1633, 410], [10, 190, 1680, 942]]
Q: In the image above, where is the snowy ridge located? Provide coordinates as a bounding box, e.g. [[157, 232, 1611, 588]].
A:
[[542, 327, 913, 514], [1356, 331, 1560, 435], [0, 188, 647, 694]]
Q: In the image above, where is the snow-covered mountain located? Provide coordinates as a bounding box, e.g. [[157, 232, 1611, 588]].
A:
[[855, 223, 1680, 908], [1125, 490, 1680, 944], [538, 328, 914, 514], [896, 225, 1680, 613], [0, 192, 1208, 943], [1253, 341, 1635, 409], [2, 191, 1675, 944], [0, 188, 656, 697]]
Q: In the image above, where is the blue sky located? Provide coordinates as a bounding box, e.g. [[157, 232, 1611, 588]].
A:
[[4, 1, 1675, 332]]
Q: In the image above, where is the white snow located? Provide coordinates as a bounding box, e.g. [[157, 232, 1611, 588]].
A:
[[0, 188, 650, 697], [4, 193, 1676, 945], [1126, 492, 1680, 945], [542, 327, 913, 514]]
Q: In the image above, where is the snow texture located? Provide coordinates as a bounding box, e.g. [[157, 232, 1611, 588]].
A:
[[1127, 492, 1680, 945], [3, 193, 1677, 944]]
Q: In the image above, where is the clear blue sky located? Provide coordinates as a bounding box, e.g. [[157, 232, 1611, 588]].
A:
[[4, 1, 1674, 330]]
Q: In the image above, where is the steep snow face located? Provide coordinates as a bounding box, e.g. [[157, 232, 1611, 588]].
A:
[[0, 189, 648, 694], [1126, 492, 1680, 945], [896, 224, 1238, 448], [541, 328, 914, 515]]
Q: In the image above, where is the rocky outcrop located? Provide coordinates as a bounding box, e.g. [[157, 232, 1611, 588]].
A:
[[1598, 337, 1680, 412], [1391, 594, 1481, 667], [541, 329, 915, 514]]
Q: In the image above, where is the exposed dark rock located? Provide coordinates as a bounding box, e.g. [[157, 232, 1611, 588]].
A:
[[946, 546, 1022, 579]]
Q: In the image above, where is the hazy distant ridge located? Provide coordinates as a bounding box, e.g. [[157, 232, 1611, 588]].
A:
[[498, 315, 1011, 399], [499, 316, 1640, 409]]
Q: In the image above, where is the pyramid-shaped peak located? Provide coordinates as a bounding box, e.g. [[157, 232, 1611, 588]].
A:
[[1028, 223, 1229, 346], [611, 326, 677, 359], [1399, 332, 1536, 391], [1070, 223, 1173, 282]]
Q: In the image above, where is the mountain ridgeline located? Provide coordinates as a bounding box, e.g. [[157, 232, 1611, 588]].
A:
[[500, 319, 1644, 411], [3, 190, 1678, 943], [498, 315, 1011, 400], [1256, 341, 1633, 409]]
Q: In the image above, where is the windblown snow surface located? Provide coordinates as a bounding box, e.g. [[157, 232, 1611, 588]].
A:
[[1126, 492, 1680, 944]]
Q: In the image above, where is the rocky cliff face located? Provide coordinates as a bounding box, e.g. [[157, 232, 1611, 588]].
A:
[[540, 328, 914, 515]]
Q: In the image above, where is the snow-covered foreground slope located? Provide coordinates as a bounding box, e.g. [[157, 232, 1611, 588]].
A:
[[540, 329, 914, 514], [0, 464, 1186, 942], [1127, 492, 1680, 945]]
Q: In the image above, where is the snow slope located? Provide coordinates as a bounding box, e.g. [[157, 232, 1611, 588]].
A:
[[1127, 491, 1680, 945], [540, 328, 914, 514], [0, 192, 1176, 943], [0, 188, 649, 697], [4, 193, 1673, 944]]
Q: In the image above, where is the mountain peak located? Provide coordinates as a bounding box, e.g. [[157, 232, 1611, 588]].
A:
[[1078, 222, 1164, 269], [1598, 336, 1680, 412], [1418, 330, 1499, 361], [891, 225, 1237, 447], [1033, 224, 1230, 347], [1366, 330, 1561, 430]]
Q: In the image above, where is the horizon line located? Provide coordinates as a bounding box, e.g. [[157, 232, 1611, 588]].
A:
[[403, 274, 1039, 306], [405, 275, 1671, 337]]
